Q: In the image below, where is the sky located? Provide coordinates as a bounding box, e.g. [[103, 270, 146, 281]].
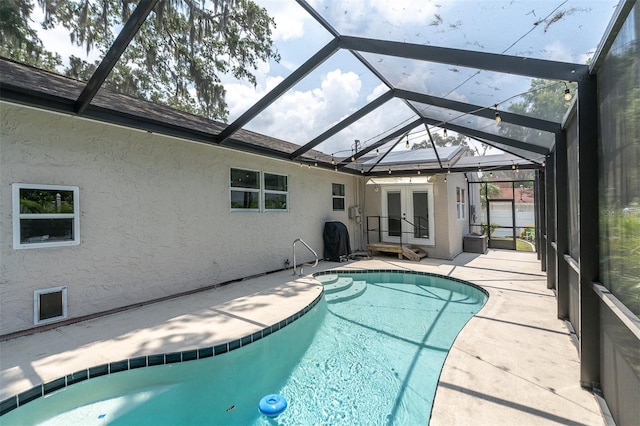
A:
[[32, 0, 619, 159], [222, 0, 618, 157]]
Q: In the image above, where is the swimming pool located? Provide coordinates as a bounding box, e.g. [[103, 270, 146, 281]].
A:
[[1, 270, 487, 425]]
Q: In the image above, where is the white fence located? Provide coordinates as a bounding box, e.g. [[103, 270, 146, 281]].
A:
[[476, 203, 535, 238]]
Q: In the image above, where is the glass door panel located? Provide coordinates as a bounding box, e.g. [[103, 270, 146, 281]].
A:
[[412, 191, 429, 240], [382, 186, 434, 246], [387, 191, 402, 238]]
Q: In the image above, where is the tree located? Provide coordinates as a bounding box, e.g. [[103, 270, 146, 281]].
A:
[[508, 78, 576, 122], [504, 78, 577, 142], [0, 0, 61, 69], [480, 182, 501, 208], [410, 132, 488, 155], [1, 0, 279, 120]]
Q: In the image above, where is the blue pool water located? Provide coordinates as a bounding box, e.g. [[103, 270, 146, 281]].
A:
[[3, 271, 487, 425]]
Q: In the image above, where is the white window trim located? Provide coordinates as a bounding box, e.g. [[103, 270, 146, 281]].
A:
[[332, 183, 346, 211], [33, 286, 68, 325], [230, 169, 289, 213], [456, 187, 467, 220], [12, 183, 80, 249], [230, 168, 261, 212], [263, 172, 289, 212], [380, 184, 435, 246]]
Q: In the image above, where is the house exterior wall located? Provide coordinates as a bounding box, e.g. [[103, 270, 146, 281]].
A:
[[0, 102, 362, 335], [445, 174, 469, 259], [431, 177, 453, 259], [362, 175, 466, 260]]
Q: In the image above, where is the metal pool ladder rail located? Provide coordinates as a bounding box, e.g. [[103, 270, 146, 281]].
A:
[[292, 238, 319, 276]]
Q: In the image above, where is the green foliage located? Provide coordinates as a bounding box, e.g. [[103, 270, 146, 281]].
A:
[[519, 225, 535, 241], [504, 79, 576, 142], [19, 189, 74, 214], [601, 209, 640, 315], [410, 132, 489, 156], [0, 0, 62, 69], [480, 222, 499, 236], [411, 132, 467, 149], [508, 78, 576, 122], [516, 239, 533, 252], [479, 182, 501, 208], [1, 0, 279, 121], [598, 29, 640, 315]]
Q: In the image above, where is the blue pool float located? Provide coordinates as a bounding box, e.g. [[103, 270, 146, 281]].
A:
[[258, 394, 287, 417]]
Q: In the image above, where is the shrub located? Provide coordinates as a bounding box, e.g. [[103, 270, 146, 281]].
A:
[[519, 225, 535, 240], [480, 222, 499, 235]]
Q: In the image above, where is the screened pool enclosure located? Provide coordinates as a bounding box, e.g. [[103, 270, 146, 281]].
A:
[[1, 0, 638, 424]]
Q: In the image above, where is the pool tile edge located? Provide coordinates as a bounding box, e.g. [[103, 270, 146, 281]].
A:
[[0, 288, 324, 417]]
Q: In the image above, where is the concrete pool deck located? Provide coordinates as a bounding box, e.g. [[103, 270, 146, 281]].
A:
[[0, 250, 605, 425]]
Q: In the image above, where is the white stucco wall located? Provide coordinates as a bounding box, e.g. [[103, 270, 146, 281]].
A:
[[445, 174, 470, 259], [0, 102, 364, 335], [361, 175, 465, 260]]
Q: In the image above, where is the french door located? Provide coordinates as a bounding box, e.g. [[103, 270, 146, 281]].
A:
[[382, 185, 434, 245]]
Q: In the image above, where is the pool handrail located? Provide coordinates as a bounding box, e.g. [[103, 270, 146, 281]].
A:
[[292, 238, 319, 276]]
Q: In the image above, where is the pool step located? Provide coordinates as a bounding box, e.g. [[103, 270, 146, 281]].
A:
[[325, 280, 367, 304], [323, 277, 354, 294], [315, 274, 339, 285]]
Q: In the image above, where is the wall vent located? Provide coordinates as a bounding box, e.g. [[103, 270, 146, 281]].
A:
[[34, 286, 67, 325]]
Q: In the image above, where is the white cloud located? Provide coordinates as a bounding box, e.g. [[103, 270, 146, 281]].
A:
[[225, 75, 284, 122], [368, 83, 390, 102], [319, 69, 362, 113], [541, 40, 573, 62], [227, 68, 365, 146], [373, 0, 440, 26], [262, 0, 309, 41], [317, 98, 417, 155], [225, 63, 422, 156], [307, 0, 441, 35]]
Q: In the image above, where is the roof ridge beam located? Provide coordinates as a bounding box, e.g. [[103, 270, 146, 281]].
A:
[[466, 135, 543, 166], [394, 89, 560, 133], [290, 90, 394, 159], [215, 38, 341, 144], [340, 36, 589, 82]]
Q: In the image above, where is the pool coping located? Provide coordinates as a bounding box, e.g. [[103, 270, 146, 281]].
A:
[[1, 268, 486, 417], [314, 268, 490, 300], [0, 291, 324, 417]]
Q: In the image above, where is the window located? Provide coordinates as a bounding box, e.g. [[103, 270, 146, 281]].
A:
[[264, 173, 288, 211], [12, 183, 80, 249], [34, 286, 67, 325], [230, 168, 260, 211], [332, 183, 345, 211], [456, 187, 466, 220], [230, 168, 288, 212]]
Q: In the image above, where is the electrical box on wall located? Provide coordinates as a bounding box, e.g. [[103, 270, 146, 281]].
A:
[[348, 206, 361, 219]]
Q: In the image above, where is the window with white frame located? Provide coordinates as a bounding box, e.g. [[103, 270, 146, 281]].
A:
[[34, 286, 67, 325], [332, 183, 345, 211], [456, 186, 466, 220], [230, 168, 288, 212], [12, 183, 80, 249], [264, 173, 288, 211], [230, 168, 260, 211]]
